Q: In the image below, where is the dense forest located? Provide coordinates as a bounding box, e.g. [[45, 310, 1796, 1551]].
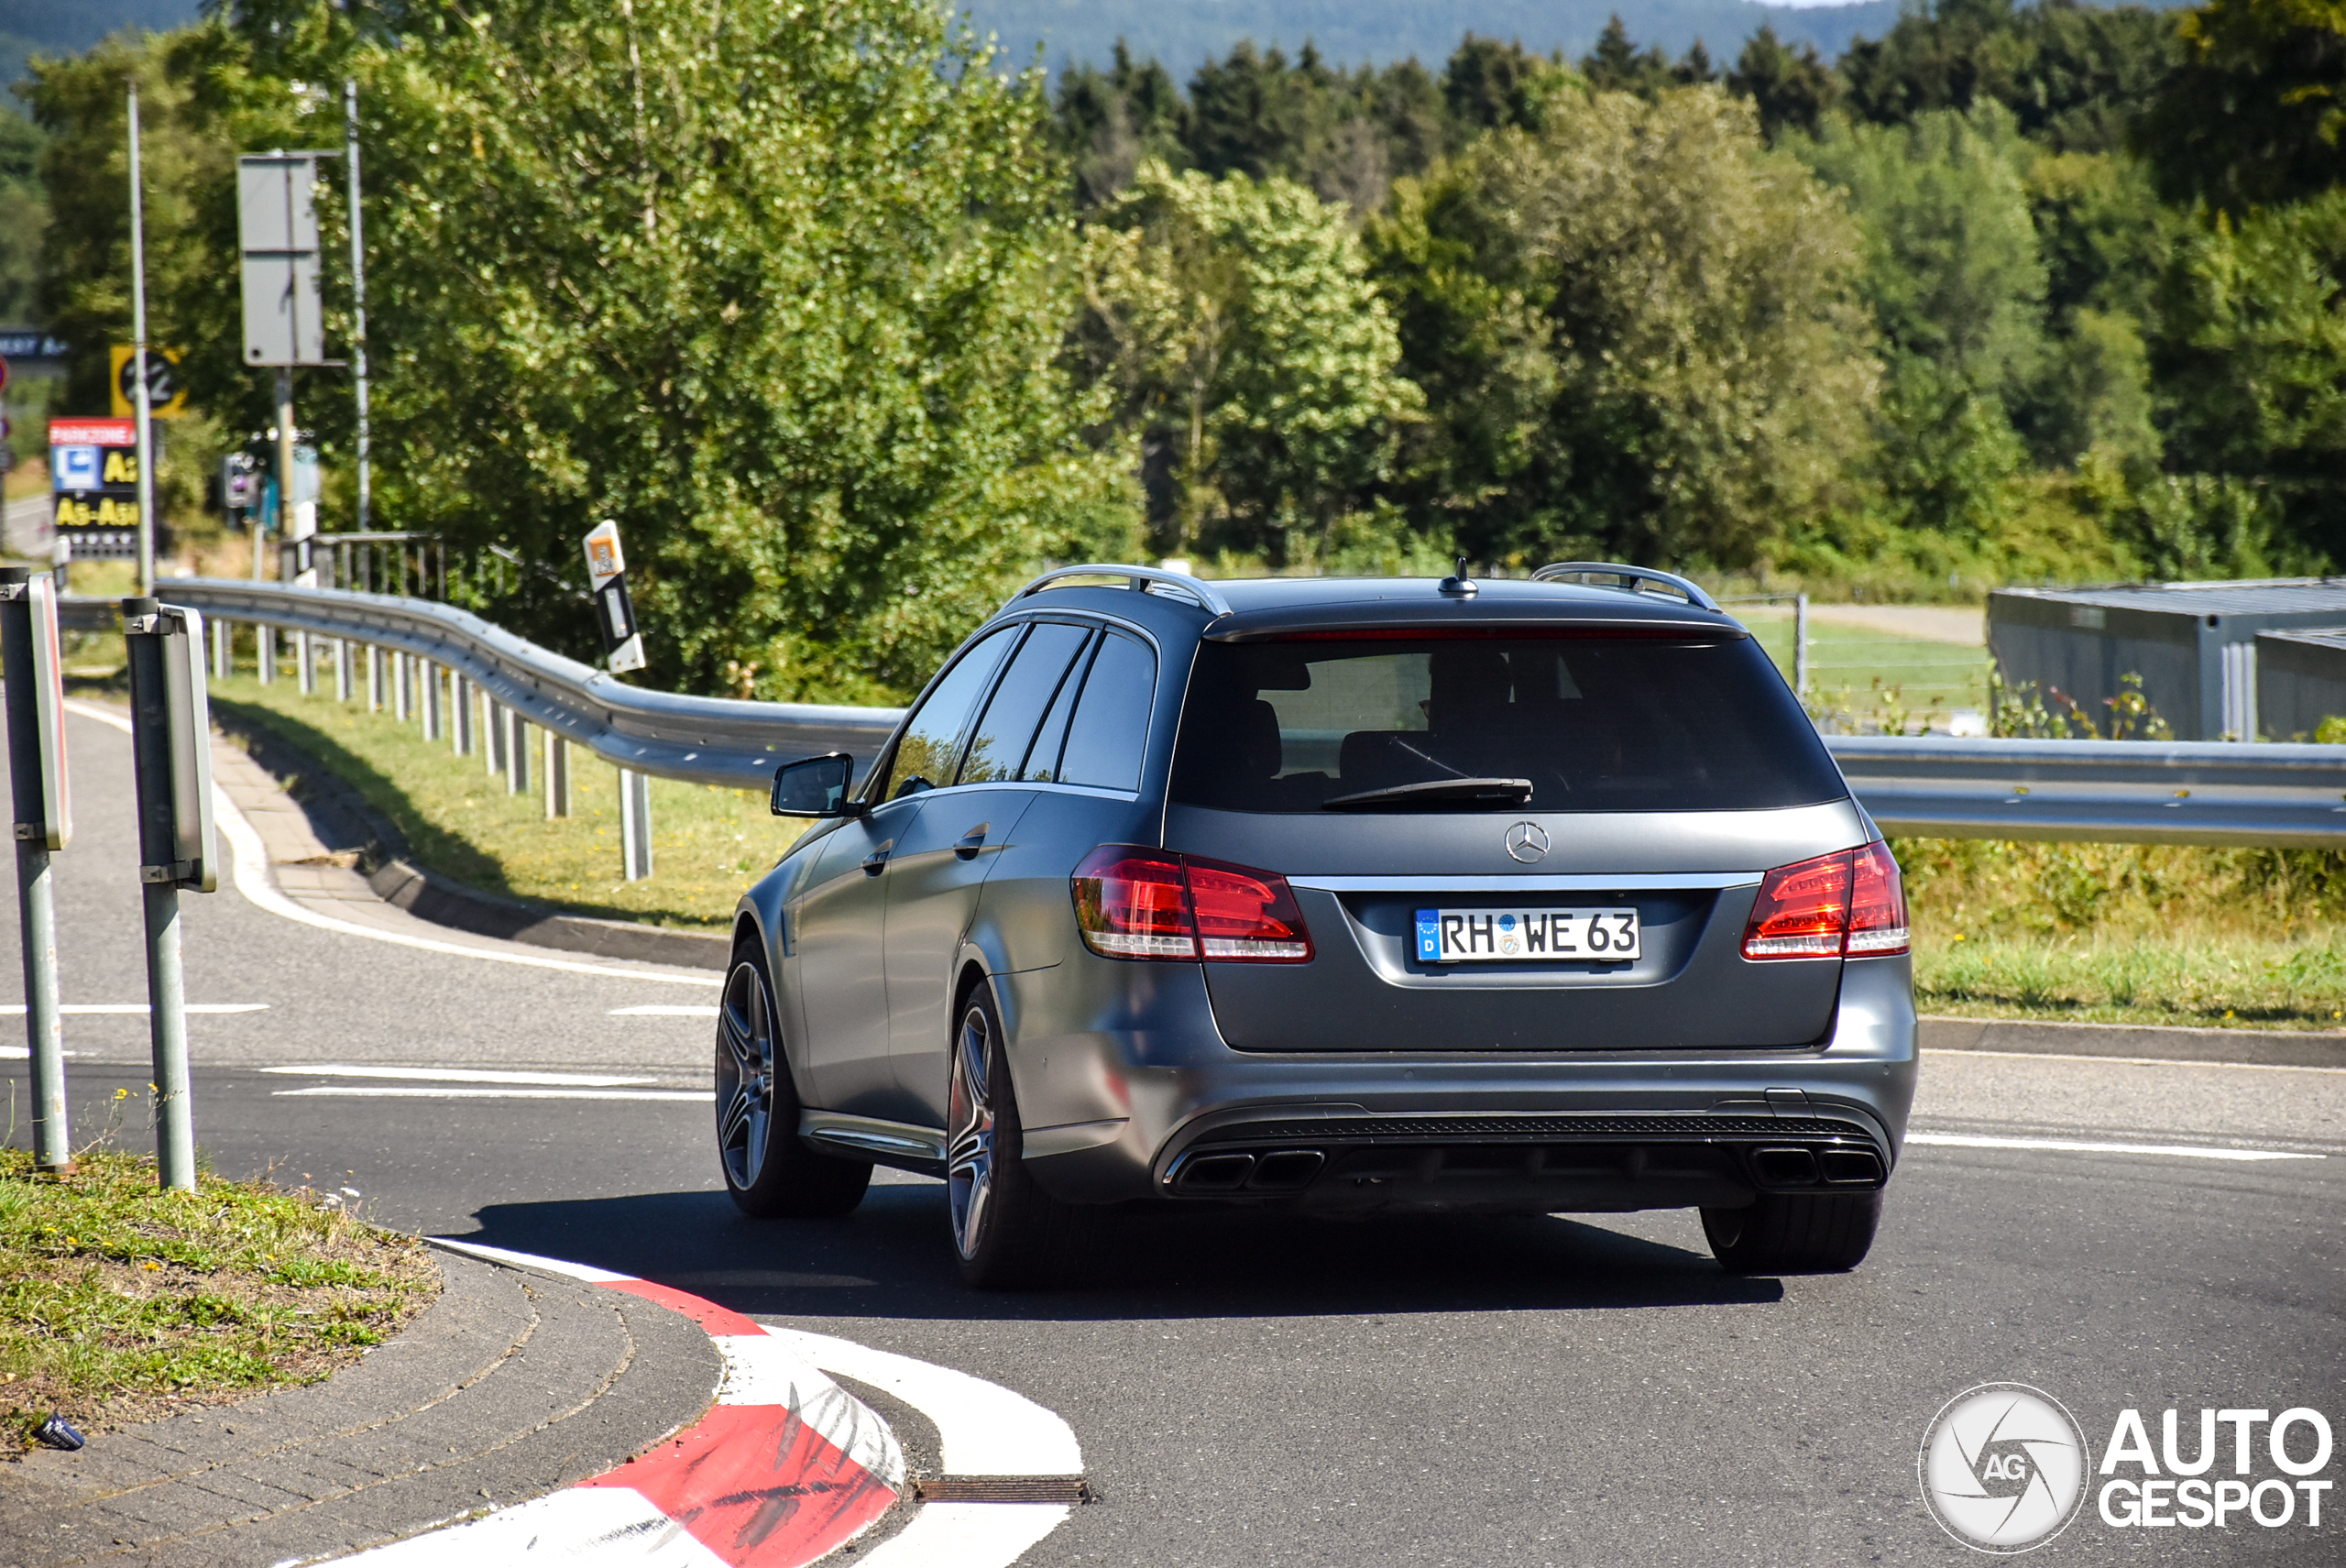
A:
[[4, 0, 2342, 702]]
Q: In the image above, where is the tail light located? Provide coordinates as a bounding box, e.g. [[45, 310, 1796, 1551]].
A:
[[1846, 840, 1910, 955], [1071, 847, 1312, 963], [1740, 842, 1908, 959]]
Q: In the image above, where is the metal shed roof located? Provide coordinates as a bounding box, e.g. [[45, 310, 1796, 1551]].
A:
[[2259, 626, 2346, 652], [1997, 578, 2346, 617]]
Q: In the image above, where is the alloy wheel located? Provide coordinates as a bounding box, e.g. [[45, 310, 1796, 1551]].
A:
[[716, 959, 775, 1191], [947, 1000, 995, 1259]]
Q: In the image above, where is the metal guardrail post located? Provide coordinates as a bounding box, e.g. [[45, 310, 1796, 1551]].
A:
[[297, 630, 315, 695], [1, 571, 71, 1173], [453, 674, 473, 755], [619, 767, 652, 881], [211, 619, 231, 682], [258, 623, 274, 685], [366, 644, 381, 711], [506, 709, 530, 795], [545, 730, 569, 817], [334, 638, 352, 702], [393, 651, 411, 722], [485, 693, 504, 775], [422, 660, 442, 740]]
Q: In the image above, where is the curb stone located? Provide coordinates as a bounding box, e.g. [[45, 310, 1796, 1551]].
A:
[[0, 1249, 721, 1568], [323, 1241, 904, 1568], [1919, 1015, 2346, 1069]]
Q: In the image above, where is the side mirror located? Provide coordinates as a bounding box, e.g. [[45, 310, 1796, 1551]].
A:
[[772, 752, 859, 818]]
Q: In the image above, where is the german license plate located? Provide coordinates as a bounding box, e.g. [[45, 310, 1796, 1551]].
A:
[[1415, 907, 1640, 963]]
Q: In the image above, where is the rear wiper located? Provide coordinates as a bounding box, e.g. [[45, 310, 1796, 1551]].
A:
[[1321, 777, 1534, 810]]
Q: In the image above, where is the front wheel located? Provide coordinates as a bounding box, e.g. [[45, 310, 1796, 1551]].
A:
[[716, 947, 871, 1218], [1701, 1190, 1881, 1274], [947, 982, 1092, 1288]]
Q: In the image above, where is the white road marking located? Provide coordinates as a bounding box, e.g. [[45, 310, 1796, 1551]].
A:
[[0, 1003, 269, 1015], [431, 1236, 635, 1283], [716, 1333, 906, 1487], [64, 700, 718, 989], [275, 1086, 705, 1102], [610, 1004, 721, 1017], [1922, 1047, 2346, 1075], [764, 1325, 1084, 1477], [1906, 1130, 2325, 1162], [326, 1485, 729, 1567], [260, 1065, 662, 1087], [851, 1503, 1073, 1568]]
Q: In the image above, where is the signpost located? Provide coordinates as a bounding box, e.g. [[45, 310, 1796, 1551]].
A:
[[0, 569, 71, 1173], [121, 598, 217, 1193], [109, 346, 186, 419], [583, 520, 647, 674], [238, 149, 339, 593], [49, 416, 154, 568]]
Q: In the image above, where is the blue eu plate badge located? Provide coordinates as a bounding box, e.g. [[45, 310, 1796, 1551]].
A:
[[1415, 909, 1442, 962]]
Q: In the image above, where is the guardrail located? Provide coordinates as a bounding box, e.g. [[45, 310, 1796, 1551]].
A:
[[60, 581, 2346, 853], [145, 580, 904, 792]]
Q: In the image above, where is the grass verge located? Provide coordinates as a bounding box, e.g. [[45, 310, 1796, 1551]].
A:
[[0, 1146, 437, 1451], [211, 672, 801, 929]]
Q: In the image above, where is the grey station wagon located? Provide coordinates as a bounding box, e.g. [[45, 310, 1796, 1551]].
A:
[[719, 563, 1917, 1287]]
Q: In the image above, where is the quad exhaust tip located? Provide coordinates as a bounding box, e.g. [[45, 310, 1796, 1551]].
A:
[[1173, 1149, 1326, 1195]]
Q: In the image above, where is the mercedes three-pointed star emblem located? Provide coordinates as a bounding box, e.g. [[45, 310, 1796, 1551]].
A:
[[1505, 821, 1549, 863]]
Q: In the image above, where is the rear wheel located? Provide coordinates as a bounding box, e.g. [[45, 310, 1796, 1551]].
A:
[[1701, 1190, 1881, 1273], [947, 981, 1092, 1288], [716, 946, 871, 1218]]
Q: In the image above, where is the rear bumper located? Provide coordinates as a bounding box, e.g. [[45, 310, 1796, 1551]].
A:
[[1008, 953, 1917, 1212]]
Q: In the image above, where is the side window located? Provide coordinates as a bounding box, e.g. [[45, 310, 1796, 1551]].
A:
[[1022, 630, 1098, 784], [876, 627, 1018, 801], [1056, 630, 1157, 792], [959, 621, 1093, 784]]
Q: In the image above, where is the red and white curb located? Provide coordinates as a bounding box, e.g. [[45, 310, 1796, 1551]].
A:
[[322, 1241, 1080, 1568]]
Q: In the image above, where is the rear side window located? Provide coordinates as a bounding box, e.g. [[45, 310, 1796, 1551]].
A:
[[1170, 635, 1844, 813], [876, 626, 1018, 800], [1054, 630, 1157, 792], [959, 621, 1093, 784]]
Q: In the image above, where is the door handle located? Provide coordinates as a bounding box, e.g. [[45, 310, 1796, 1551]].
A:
[[953, 824, 990, 861], [861, 840, 893, 875]]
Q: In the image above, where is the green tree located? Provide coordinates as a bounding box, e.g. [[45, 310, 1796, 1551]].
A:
[[1052, 42, 1190, 207], [2149, 190, 2346, 559], [1071, 161, 1420, 563], [2135, 0, 2346, 213], [1371, 85, 1880, 570], [1728, 25, 1842, 142], [0, 105, 46, 325], [1796, 104, 2049, 532]]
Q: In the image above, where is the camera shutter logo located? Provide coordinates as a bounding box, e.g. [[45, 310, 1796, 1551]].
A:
[[1920, 1384, 2091, 1553]]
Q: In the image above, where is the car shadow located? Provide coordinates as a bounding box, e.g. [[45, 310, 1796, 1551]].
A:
[[456, 1178, 1786, 1321]]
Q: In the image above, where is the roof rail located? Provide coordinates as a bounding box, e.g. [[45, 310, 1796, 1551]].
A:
[[1010, 564, 1233, 619], [1529, 561, 1719, 613]]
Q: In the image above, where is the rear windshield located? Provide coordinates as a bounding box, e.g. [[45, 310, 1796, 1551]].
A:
[[1169, 634, 1845, 814]]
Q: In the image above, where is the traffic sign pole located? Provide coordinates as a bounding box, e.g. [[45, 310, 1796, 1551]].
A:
[[0, 569, 71, 1173], [127, 80, 158, 598]]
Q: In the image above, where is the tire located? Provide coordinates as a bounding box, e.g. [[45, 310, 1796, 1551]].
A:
[[716, 945, 871, 1218], [1701, 1190, 1881, 1274], [947, 981, 1093, 1288]]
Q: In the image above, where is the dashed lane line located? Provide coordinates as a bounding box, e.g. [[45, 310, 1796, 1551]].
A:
[[259, 1064, 665, 1087], [64, 699, 719, 989], [274, 1085, 705, 1102], [1906, 1130, 2325, 1162], [0, 1003, 269, 1014]]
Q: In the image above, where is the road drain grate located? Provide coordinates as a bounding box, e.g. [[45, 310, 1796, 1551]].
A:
[[913, 1475, 1095, 1505]]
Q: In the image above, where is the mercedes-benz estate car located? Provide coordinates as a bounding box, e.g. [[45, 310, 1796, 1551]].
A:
[[717, 562, 1917, 1287]]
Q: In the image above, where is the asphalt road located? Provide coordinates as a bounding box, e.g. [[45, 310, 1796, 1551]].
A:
[[9, 706, 2344, 1564]]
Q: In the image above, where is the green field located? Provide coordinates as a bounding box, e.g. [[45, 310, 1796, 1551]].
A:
[[1735, 606, 1990, 729], [211, 671, 798, 932]]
